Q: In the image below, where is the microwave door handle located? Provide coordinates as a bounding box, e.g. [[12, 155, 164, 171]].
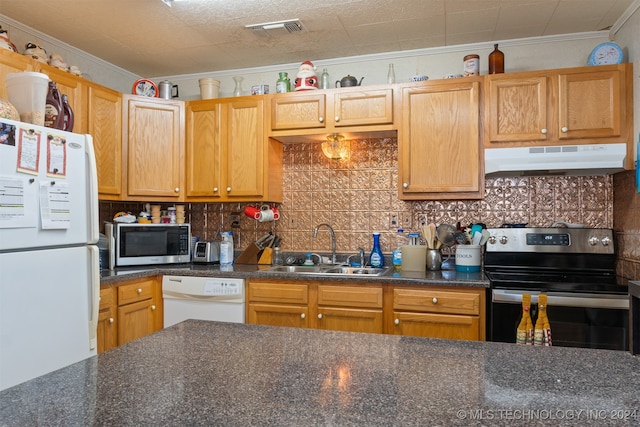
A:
[[492, 289, 628, 310]]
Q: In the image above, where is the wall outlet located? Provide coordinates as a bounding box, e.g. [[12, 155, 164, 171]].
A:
[[230, 212, 241, 228], [390, 213, 399, 229], [400, 212, 413, 230]]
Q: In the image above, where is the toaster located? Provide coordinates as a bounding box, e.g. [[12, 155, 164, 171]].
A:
[[192, 241, 220, 263]]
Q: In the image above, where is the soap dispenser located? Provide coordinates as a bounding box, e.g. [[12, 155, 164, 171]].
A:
[[369, 232, 384, 268]]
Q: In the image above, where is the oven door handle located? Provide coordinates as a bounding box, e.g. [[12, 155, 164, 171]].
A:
[[492, 289, 629, 310]]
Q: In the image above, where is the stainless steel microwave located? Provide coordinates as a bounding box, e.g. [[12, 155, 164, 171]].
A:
[[105, 223, 191, 269]]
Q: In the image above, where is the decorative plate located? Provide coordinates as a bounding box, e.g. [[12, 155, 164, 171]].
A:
[[587, 42, 624, 66], [132, 78, 158, 97]]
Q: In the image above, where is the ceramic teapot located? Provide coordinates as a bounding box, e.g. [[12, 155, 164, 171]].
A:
[[335, 75, 364, 87]]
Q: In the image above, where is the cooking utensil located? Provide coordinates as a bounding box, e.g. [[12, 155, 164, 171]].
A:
[[436, 224, 456, 247]]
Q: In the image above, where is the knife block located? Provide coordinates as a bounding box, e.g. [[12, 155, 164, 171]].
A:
[[235, 243, 262, 264]]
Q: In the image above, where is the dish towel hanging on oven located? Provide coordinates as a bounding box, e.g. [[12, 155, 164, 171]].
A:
[[534, 294, 552, 346], [516, 293, 534, 344]]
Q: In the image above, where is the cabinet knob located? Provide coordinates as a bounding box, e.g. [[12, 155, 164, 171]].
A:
[[213, 187, 218, 192], [319, 117, 324, 123], [109, 317, 114, 324], [541, 128, 548, 134], [432, 297, 438, 304], [334, 116, 340, 122], [226, 187, 231, 192], [151, 305, 156, 310], [403, 182, 409, 189], [137, 288, 142, 294], [394, 319, 399, 325], [300, 313, 305, 319], [317, 313, 323, 319], [174, 187, 180, 193], [561, 126, 568, 133]]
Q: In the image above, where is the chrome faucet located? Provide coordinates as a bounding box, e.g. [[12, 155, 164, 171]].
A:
[[357, 247, 365, 267], [312, 223, 337, 264]]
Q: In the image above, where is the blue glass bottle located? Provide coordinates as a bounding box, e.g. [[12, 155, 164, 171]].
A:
[[369, 232, 384, 268]]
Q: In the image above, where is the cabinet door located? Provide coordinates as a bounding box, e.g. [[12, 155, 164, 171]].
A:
[[185, 100, 223, 199], [316, 307, 383, 334], [558, 69, 622, 139], [225, 99, 265, 198], [333, 88, 393, 127], [124, 96, 184, 200], [399, 80, 482, 200], [271, 93, 326, 130], [117, 299, 155, 346], [247, 303, 309, 328], [486, 76, 548, 144], [97, 307, 117, 353], [88, 84, 122, 199], [392, 311, 480, 340], [0, 49, 34, 99], [97, 287, 117, 353]]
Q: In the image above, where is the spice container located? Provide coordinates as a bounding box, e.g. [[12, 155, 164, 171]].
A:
[[463, 54, 479, 76]]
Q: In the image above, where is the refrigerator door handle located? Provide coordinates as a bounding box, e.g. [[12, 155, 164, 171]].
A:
[[85, 134, 99, 245], [88, 245, 99, 350]]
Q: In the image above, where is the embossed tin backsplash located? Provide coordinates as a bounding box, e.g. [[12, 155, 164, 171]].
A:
[[99, 137, 631, 274]]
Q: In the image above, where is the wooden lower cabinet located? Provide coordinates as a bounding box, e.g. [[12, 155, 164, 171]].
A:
[[247, 281, 309, 328], [97, 287, 117, 354], [248, 280, 484, 340], [97, 276, 163, 352], [390, 287, 485, 340], [317, 285, 383, 334]]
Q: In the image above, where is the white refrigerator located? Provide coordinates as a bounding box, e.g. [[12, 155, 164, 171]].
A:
[[0, 117, 99, 391]]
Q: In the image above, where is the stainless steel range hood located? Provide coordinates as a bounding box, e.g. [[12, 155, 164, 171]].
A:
[[484, 143, 627, 177]]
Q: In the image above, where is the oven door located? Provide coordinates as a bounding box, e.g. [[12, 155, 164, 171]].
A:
[[490, 289, 629, 351]]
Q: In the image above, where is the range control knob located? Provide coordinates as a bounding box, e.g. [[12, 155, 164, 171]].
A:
[[601, 236, 611, 246], [499, 235, 508, 245], [488, 235, 497, 245], [588, 236, 599, 246]]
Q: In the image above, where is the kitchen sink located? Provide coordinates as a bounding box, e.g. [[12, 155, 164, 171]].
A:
[[264, 265, 390, 277], [265, 265, 328, 274]]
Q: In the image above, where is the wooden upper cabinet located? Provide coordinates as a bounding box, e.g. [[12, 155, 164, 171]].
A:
[[185, 97, 281, 202], [123, 95, 185, 201], [486, 76, 548, 143], [558, 68, 623, 139], [226, 98, 266, 198], [271, 92, 326, 131], [269, 85, 394, 138], [399, 79, 483, 200], [484, 64, 632, 148], [88, 84, 123, 199], [333, 88, 393, 127], [185, 100, 223, 199]]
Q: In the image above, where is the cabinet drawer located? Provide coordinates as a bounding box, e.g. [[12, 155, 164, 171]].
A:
[[393, 288, 480, 315], [318, 285, 383, 308], [99, 287, 115, 310], [117, 279, 154, 305], [249, 282, 308, 304]]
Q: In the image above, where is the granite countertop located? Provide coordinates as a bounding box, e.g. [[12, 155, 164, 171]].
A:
[[100, 260, 490, 288], [1, 320, 638, 426]]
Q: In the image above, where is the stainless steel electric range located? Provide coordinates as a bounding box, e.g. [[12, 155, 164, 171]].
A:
[[484, 227, 629, 351]]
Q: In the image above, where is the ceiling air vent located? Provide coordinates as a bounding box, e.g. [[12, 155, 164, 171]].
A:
[[245, 19, 304, 37]]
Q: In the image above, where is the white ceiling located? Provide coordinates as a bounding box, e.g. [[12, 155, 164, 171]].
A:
[[0, 0, 634, 77]]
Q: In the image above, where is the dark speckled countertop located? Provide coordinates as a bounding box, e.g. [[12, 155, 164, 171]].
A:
[[1, 320, 638, 426], [100, 260, 490, 288]]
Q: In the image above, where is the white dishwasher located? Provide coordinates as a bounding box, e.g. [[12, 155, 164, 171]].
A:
[[162, 275, 245, 327]]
